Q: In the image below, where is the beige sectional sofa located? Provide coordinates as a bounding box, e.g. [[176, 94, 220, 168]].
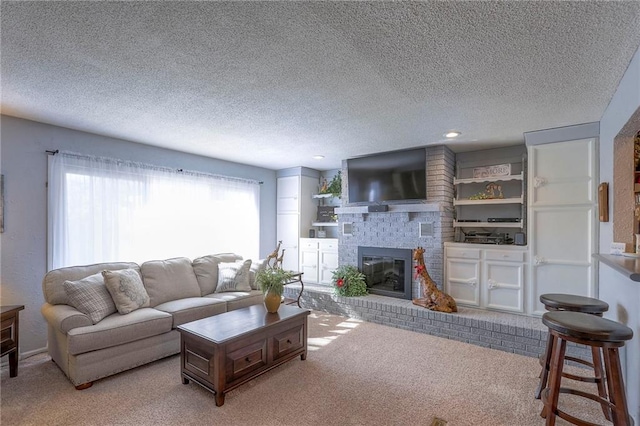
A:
[[41, 253, 266, 389]]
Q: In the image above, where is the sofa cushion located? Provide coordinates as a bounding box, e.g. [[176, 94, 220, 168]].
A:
[[102, 269, 150, 314], [141, 257, 201, 307], [63, 272, 117, 324], [206, 290, 264, 311], [42, 262, 140, 305], [192, 255, 221, 295], [215, 260, 252, 292], [154, 297, 227, 327], [66, 308, 173, 355]]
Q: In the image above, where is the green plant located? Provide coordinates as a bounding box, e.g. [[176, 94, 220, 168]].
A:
[[331, 264, 368, 297], [323, 171, 342, 198], [256, 268, 293, 297]]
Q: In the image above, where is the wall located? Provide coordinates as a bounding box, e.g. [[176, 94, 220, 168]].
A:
[[598, 44, 640, 424], [0, 115, 277, 355]]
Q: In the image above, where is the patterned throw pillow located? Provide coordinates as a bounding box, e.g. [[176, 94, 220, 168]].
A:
[[215, 260, 252, 293], [102, 268, 150, 314], [63, 272, 117, 324]]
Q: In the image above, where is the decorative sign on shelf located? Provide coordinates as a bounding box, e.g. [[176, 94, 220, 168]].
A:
[[317, 206, 336, 222], [473, 163, 511, 179]]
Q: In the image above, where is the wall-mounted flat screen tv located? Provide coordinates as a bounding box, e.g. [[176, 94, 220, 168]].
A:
[[347, 148, 426, 204]]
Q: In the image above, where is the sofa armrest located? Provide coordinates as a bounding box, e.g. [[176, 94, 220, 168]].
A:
[[41, 303, 92, 334]]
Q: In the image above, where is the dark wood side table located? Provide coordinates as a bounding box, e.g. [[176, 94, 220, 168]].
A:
[[1, 305, 25, 377], [283, 272, 304, 308]]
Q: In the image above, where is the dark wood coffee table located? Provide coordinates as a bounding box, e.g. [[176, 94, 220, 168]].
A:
[[177, 303, 309, 406]]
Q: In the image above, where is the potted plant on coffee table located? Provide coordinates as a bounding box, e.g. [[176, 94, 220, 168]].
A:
[[256, 267, 294, 313]]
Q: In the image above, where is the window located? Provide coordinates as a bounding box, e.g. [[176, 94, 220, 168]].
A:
[[48, 152, 260, 269]]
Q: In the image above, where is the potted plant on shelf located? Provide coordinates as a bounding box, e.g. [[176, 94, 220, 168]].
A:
[[331, 265, 368, 297], [256, 267, 293, 313], [320, 171, 342, 198]]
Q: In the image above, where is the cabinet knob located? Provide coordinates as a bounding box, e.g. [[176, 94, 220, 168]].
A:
[[534, 256, 546, 266], [488, 279, 498, 289], [466, 278, 477, 286], [245, 357, 251, 362]]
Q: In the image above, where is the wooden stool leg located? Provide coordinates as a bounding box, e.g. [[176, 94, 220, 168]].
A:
[[535, 332, 555, 399], [544, 335, 566, 426], [590, 346, 611, 421], [603, 347, 631, 426]]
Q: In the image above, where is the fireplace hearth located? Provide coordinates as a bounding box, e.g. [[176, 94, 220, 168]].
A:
[[358, 246, 412, 300]]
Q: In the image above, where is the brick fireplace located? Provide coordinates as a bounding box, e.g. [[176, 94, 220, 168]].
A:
[[336, 145, 455, 299]]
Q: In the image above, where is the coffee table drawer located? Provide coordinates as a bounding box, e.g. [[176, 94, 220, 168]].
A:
[[272, 323, 304, 362], [226, 339, 267, 383]]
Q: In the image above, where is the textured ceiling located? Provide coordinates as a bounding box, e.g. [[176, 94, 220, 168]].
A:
[[2, 2, 640, 171]]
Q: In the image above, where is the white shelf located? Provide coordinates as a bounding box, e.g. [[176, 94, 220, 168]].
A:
[[312, 222, 338, 227], [453, 173, 524, 185], [454, 221, 523, 228], [453, 196, 524, 206], [312, 193, 334, 199]]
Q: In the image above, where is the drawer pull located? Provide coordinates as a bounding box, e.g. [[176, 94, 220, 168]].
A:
[[466, 278, 477, 287], [245, 357, 251, 362], [488, 279, 498, 289]]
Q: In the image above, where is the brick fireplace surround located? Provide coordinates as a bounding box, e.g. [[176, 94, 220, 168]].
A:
[[286, 145, 589, 360]]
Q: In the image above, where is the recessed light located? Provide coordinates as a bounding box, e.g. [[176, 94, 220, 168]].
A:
[[313, 155, 325, 160], [444, 131, 461, 138]]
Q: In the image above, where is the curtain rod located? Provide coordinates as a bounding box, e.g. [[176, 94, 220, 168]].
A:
[[45, 150, 263, 184]]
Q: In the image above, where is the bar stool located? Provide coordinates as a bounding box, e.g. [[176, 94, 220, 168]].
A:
[[541, 311, 633, 426], [535, 294, 609, 401]]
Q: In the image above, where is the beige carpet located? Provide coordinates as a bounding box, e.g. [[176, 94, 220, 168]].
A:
[[1, 311, 605, 426]]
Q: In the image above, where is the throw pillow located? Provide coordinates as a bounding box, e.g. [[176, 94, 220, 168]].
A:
[[102, 268, 150, 314], [215, 260, 252, 293], [63, 272, 117, 324]]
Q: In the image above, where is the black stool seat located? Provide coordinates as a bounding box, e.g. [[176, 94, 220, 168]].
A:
[[540, 294, 609, 315], [543, 311, 633, 343]]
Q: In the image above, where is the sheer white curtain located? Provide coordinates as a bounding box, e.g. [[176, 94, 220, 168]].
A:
[[48, 152, 260, 269]]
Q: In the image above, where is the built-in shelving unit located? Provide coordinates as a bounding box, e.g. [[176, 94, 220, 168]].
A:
[[452, 148, 527, 242], [311, 193, 338, 235]]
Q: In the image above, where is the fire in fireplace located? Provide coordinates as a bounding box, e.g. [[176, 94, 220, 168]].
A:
[[357, 246, 413, 300]]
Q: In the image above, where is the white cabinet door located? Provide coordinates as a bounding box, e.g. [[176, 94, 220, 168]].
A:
[[529, 139, 595, 206], [277, 213, 300, 272], [319, 249, 338, 285], [483, 260, 524, 313], [529, 206, 595, 315], [445, 257, 480, 307], [528, 138, 597, 315], [299, 247, 319, 282], [277, 176, 300, 213]]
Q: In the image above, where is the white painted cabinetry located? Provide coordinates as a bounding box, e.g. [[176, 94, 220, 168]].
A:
[[445, 243, 526, 313], [527, 138, 597, 315], [276, 173, 317, 272], [299, 238, 338, 285]]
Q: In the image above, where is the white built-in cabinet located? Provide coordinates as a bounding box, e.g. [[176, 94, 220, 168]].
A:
[[445, 243, 526, 313], [527, 138, 597, 315], [299, 238, 339, 284], [276, 174, 317, 272]]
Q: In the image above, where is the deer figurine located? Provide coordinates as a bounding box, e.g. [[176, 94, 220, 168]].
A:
[[412, 247, 458, 313]]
